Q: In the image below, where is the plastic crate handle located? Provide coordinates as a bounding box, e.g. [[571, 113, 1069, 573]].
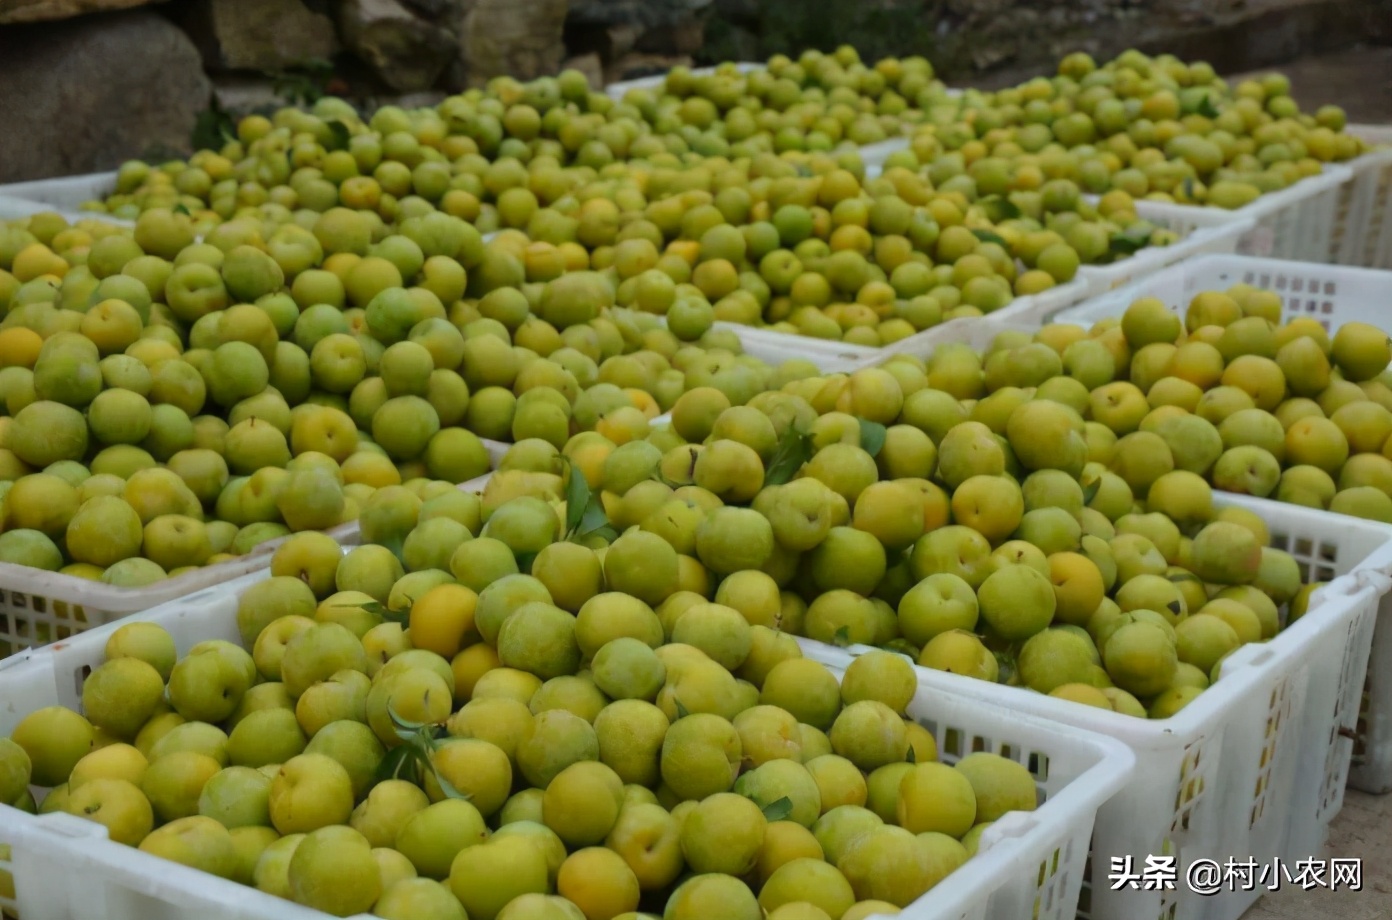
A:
[[1352, 568, 1392, 596]]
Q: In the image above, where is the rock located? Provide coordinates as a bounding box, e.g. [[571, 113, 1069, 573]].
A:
[[567, 0, 712, 30], [0, 0, 161, 24], [457, 0, 568, 85], [635, 14, 704, 55], [0, 9, 211, 182], [178, 0, 339, 72], [335, 0, 457, 91], [566, 0, 709, 71]]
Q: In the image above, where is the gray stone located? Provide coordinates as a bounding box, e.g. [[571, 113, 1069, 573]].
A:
[[180, 0, 339, 72], [0, 0, 161, 24], [0, 9, 211, 182], [335, 0, 457, 91], [457, 0, 568, 84], [567, 0, 712, 29], [634, 14, 703, 55]]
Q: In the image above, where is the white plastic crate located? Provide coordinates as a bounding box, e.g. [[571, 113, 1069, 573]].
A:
[[1332, 125, 1392, 269], [0, 568, 1134, 920], [0, 172, 118, 211], [603, 62, 765, 100], [716, 276, 1092, 372], [1072, 210, 1256, 299], [860, 137, 912, 178], [0, 448, 506, 660], [968, 289, 1392, 800], [1131, 165, 1352, 263], [1053, 253, 1392, 335], [0, 172, 129, 228], [0, 198, 129, 229], [809, 492, 1389, 920], [0, 520, 359, 660]]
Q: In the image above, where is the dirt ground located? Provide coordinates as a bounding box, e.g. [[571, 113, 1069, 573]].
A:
[[1239, 790, 1392, 917]]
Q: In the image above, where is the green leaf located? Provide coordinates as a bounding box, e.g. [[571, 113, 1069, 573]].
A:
[[858, 418, 888, 458], [431, 767, 474, 802], [373, 745, 419, 786], [587, 525, 619, 544], [993, 651, 1017, 686], [1081, 477, 1102, 506], [564, 459, 591, 537], [1197, 95, 1221, 119], [1181, 177, 1197, 202], [387, 701, 427, 735], [326, 119, 351, 151], [340, 599, 407, 625], [577, 496, 609, 539], [386, 704, 423, 729], [832, 626, 852, 648], [172, 203, 191, 216], [765, 426, 814, 486], [907, 744, 917, 764], [674, 698, 691, 720], [979, 195, 1022, 223], [883, 638, 921, 659], [971, 229, 1009, 248], [516, 551, 539, 574], [1110, 224, 1152, 256], [760, 797, 794, 822]]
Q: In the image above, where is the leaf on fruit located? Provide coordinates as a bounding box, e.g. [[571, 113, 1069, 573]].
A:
[[674, 697, 691, 720], [832, 626, 852, 648], [993, 651, 1017, 686], [979, 195, 1022, 223], [587, 525, 619, 544], [576, 498, 609, 539], [562, 456, 590, 531], [347, 599, 407, 625], [387, 701, 427, 734], [882, 638, 920, 660], [374, 745, 420, 786], [1109, 225, 1151, 256], [430, 767, 473, 802], [765, 426, 814, 486], [1080, 477, 1101, 506], [172, 203, 191, 216], [858, 418, 887, 458], [1168, 572, 1201, 583], [761, 797, 794, 822], [326, 119, 351, 151], [971, 229, 1008, 248], [564, 459, 591, 537], [1181, 177, 1197, 202], [1197, 95, 1221, 119], [906, 744, 917, 764]]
